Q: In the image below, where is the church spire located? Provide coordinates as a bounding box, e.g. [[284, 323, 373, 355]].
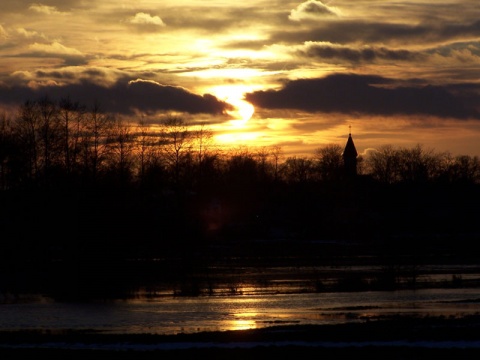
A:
[[342, 126, 358, 177]]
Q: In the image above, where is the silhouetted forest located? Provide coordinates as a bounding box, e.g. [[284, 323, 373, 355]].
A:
[[1, 97, 480, 300]]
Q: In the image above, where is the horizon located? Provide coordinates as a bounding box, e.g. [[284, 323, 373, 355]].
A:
[[1, 1, 480, 157]]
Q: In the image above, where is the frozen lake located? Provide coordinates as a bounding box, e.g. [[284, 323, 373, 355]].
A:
[[1, 287, 480, 335]]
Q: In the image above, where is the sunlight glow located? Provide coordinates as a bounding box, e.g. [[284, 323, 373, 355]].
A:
[[210, 84, 255, 123], [216, 131, 261, 143], [227, 318, 257, 331], [227, 98, 255, 123], [185, 68, 264, 79], [224, 311, 259, 331]]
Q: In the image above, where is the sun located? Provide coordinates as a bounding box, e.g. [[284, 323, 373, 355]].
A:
[[226, 98, 254, 127], [210, 85, 255, 125]]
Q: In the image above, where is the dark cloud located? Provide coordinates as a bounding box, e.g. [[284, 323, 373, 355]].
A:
[[221, 39, 267, 51], [440, 19, 480, 38], [271, 20, 480, 46], [123, 79, 232, 114], [0, 79, 233, 115], [431, 41, 480, 57], [297, 43, 421, 63], [245, 73, 480, 119], [36, 70, 76, 80]]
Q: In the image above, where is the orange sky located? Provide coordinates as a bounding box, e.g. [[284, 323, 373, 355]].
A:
[[1, 1, 480, 157]]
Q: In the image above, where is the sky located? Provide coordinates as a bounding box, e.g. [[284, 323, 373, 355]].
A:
[[1, 0, 480, 158]]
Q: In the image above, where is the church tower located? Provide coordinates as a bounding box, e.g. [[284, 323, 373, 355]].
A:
[[342, 126, 358, 178]]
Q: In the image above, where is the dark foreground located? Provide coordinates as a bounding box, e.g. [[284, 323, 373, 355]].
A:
[[1, 346, 480, 360], [2, 314, 480, 359]]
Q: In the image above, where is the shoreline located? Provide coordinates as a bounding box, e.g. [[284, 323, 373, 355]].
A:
[[2, 314, 480, 357]]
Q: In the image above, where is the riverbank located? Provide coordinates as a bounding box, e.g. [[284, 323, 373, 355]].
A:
[[2, 345, 480, 360], [2, 314, 480, 358]]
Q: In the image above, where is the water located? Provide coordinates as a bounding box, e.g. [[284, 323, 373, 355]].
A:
[[1, 288, 480, 335]]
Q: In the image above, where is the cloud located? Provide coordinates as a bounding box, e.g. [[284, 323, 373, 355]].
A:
[[271, 19, 480, 47], [16, 28, 45, 39], [245, 73, 480, 120], [289, 1, 340, 21], [296, 42, 421, 63], [0, 78, 233, 116], [128, 12, 166, 30], [28, 4, 67, 15], [28, 42, 83, 56], [25, 42, 86, 66], [0, 25, 7, 39], [123, 79, 231, 114]]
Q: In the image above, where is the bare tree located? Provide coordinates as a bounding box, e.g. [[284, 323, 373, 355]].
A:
[[35, 97, 64, 182], [59, 96, 86, 176], [135, 117, 153, 185], [192, 122, 213, 166], [397, 144, 441, 183], [281, 156, 315, 184], [15, 100, 41, 182], [79, 101, 114, 184], [365, 145, 401, 184], [252, 145, 284, 183], [448, 154, 480, 184], [224, 149, 259, 186], [270, 145, 284, 182], [106, 118, 135, 187], [160, 115, 193, 187], [254, 146, 272, 182], [313, 143, 343, 182], [0, 112, 14, 190]]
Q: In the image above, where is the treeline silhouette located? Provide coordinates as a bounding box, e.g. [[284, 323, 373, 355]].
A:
[[1, 97, 480, 299]]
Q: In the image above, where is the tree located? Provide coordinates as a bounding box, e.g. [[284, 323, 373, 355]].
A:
[[224, 149, 259, 187], [135, 118, 167, 192], [397, 144, 443, 183], [37, 96, 63, 183], [448, 155, 480, 184], [160, 115, 193, 188], [191, 122, 220, 192], [59, 96, 86, 177], [270, 145, 284, 182], [106, 117, 135, 188], [192, 122, 213, 166], [366, 145, 401, 184], [281, 156, 315, 184], [254, 146, 277, 183], [15, 100, 41, 183], [313, 144, 343, 182], [0, 112, 15, 190], [79, 101, 113, 185]]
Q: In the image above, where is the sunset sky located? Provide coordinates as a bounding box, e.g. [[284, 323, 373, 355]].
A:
[[1, 1, 480, 157]]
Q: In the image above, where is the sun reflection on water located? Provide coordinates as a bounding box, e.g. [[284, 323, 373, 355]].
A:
[[228, 312, 258, 331]]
